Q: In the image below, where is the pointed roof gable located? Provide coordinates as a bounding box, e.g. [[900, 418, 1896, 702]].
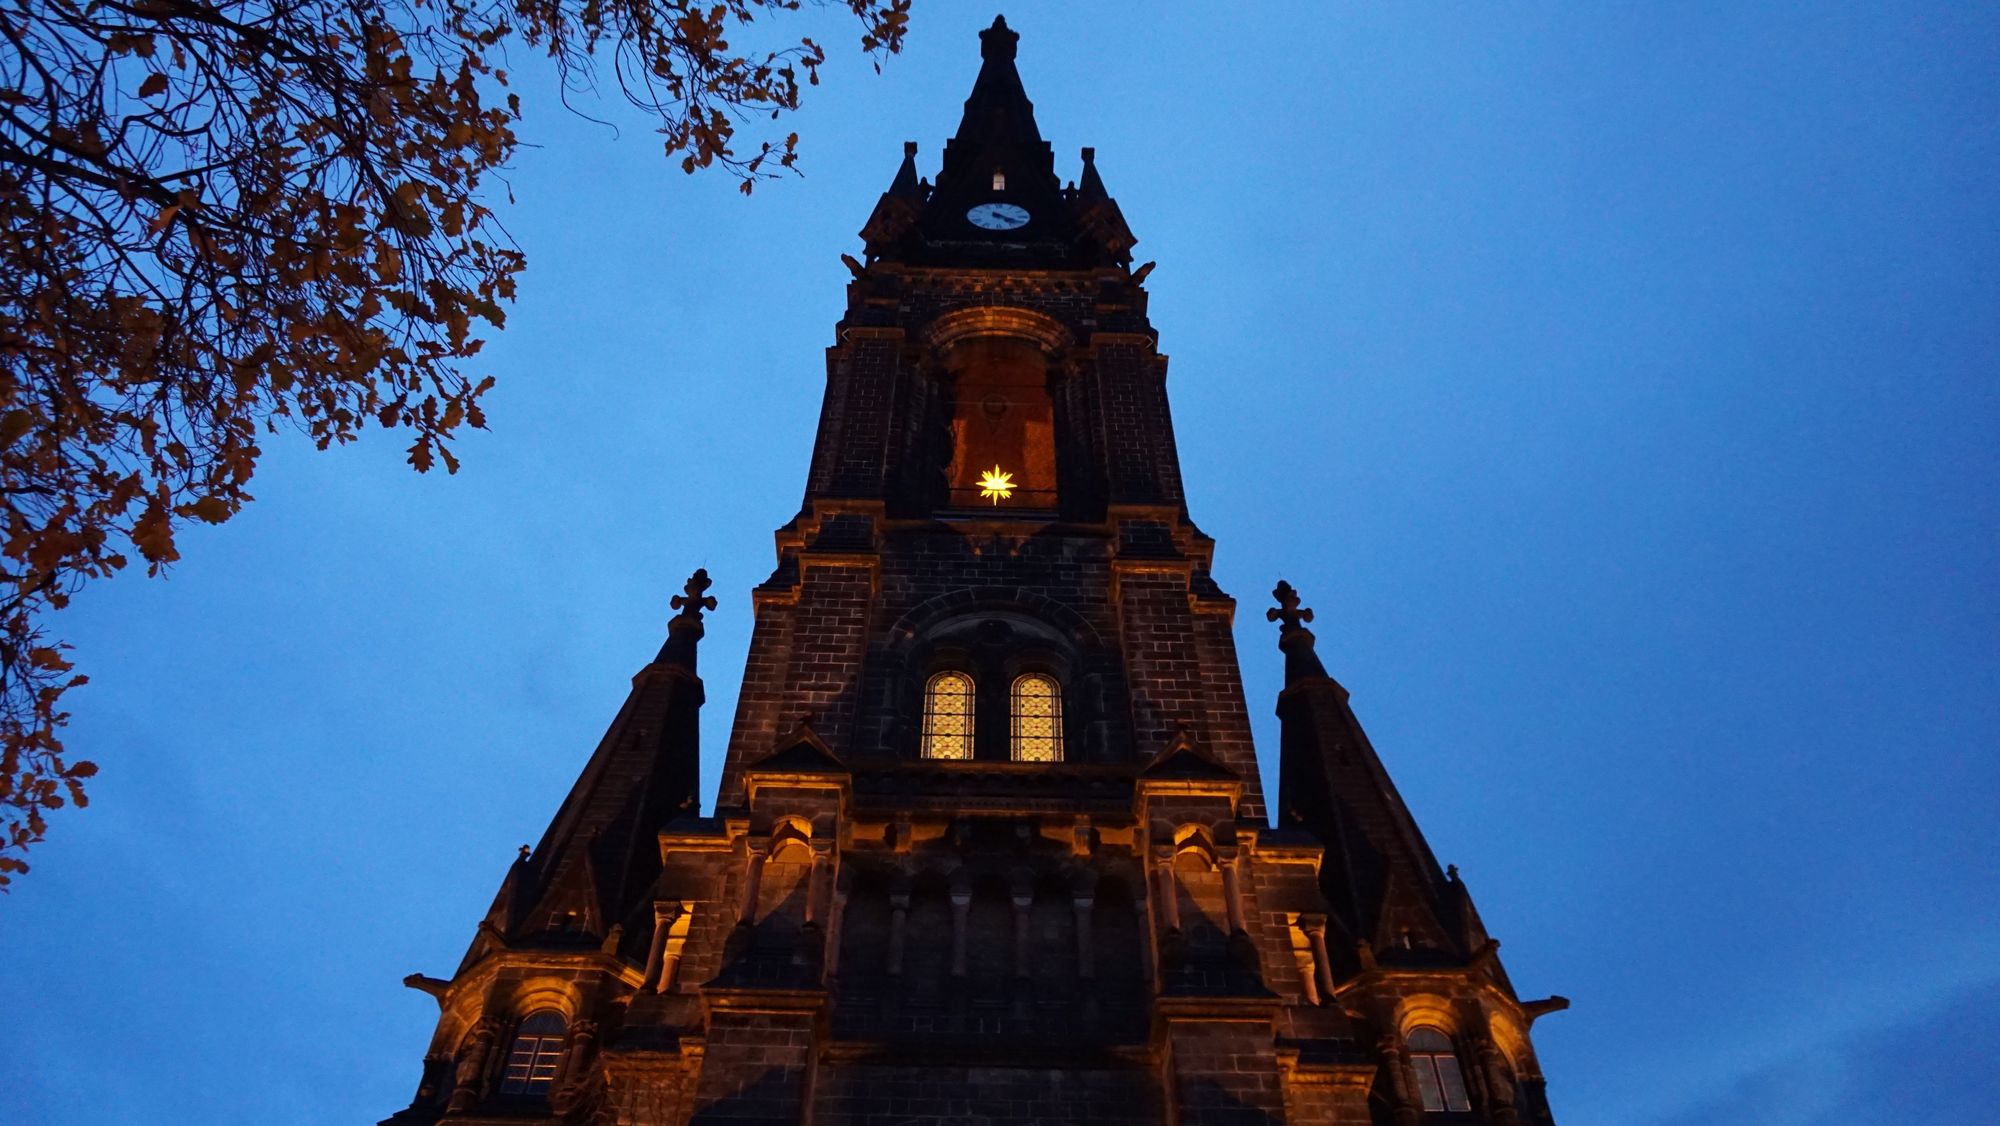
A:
[[1141, 735, 1240, 782], [747, 722, 848, 776]]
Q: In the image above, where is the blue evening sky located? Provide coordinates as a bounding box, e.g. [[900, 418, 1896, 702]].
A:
[[4, 4, 1995, 1123]]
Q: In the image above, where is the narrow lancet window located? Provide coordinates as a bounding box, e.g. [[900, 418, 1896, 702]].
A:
[[921, 671, 975, 760], [1010, 673, 1063, 762], [1408, 1027, 1471, 1112], [499, 1010, 567, 1095], [992, 170, 1006, 190]]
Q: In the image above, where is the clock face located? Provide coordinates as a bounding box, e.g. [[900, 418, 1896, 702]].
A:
[[966, 202, 1031, 231]]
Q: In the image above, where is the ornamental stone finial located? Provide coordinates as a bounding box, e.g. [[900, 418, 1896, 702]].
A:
[[1268, 579, 1331, 685], [1267, 580, 1313, 632], [671, 568, 718, 622]]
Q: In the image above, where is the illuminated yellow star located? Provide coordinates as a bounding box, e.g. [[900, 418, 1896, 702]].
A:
[[977, 465, 1015, 505]]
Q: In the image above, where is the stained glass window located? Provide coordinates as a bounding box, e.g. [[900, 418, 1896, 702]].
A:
[[1407, 1026, 1471, 1112], [499, 1010, 567, 1095], [921, 671, 975, 760], [1010, 673, 1063, 762]]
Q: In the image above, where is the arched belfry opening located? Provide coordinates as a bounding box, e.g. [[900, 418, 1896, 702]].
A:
[[944, 336, 1057, 508], [925, 306, 1071, 513]]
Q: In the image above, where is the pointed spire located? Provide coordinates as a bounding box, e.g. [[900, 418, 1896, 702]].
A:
[[1073, 144, 1137, 264], [888, 140, 922, 198], [1268, 580, 1331, 684], [1079, 146, 1107, 198], [950, 14, 1045, 155]]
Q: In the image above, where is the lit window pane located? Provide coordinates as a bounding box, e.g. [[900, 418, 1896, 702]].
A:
[[1412, 1056, 1445, 1111], [1435, 1054, 1471, 1111], [499, 1011, 567, 1094], [922, 672, 975, 760], [1406, 1027, 1467, 1113], [1010, 674, 1063, 762]]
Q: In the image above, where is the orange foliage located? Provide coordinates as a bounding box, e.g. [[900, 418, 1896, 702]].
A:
[[0, 0, 910, 886]]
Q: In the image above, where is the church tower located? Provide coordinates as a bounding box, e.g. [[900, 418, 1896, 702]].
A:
[[384, 18, 1567, 1126]]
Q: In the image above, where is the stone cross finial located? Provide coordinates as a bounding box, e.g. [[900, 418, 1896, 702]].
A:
[[670, 568, 717, 620], [1267, 580, 1313, 632]]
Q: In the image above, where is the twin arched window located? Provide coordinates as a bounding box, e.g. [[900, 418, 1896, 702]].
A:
[[921, 671, 1063, 762], [499, 1010, 566, 1095], [1407, 1026, 1471, 1112]]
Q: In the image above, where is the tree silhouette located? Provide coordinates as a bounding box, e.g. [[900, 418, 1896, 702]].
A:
[[0, 0, 911, 884]]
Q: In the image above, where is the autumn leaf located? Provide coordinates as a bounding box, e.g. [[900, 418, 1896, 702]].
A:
[[186, 497, 232, 524]]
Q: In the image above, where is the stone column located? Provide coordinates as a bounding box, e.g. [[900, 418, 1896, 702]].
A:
[[1132, 897, 1155, 984], [824, 884, 849, 978], [1299, 913, 1338, 1005], [551, 1018, 598, 1113], [1073, 894, 1096, 978], [642, 900, 679, 992], [737, 846, 766, 926], [1220, 853, 1248, 935], [1152, 858, 1181, 932], [1289, 916, 1322, 1006], [887, 891, 909, 976], [949, 889, 972, 978], [448, 1016, 502, 1113], [1011, 891, 1034, 978], [1476, 1038, 1521, 1126], [659, 904, 693, 993], [1378, 1033, 1422, 1126], [805, 848, 832, 925]]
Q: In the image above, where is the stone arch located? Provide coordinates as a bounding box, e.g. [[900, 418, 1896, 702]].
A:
[[505, 980, 583, 1024], [890, 586, 1103, 650], [1394, 995, 1463, 1039], [921, 305, 1075, 356], [1171, 824, 1219, 866]]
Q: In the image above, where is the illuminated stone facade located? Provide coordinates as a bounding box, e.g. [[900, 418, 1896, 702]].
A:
[[383, 18, 1566, 1126]]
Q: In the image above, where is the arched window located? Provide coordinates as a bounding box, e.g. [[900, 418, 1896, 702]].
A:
[[499, 1010, 567, 1095], [1407, 1026, 1471, 1112], [1010, 673, 1063, 762], [921, 671, 975, 760]]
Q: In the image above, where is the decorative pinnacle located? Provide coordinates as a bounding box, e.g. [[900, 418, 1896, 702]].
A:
[[670, 568, 717, 621], [980, 13, 1019, 60], [1267, 580, 1314, 632]]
